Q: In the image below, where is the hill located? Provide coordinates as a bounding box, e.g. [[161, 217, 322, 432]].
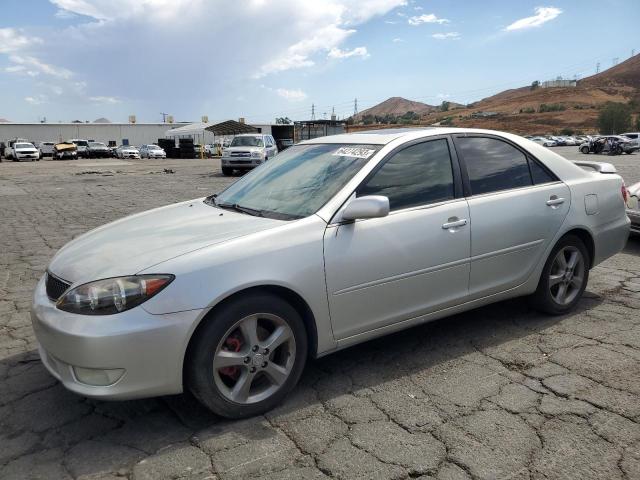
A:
[[352, 54, 640, 134]]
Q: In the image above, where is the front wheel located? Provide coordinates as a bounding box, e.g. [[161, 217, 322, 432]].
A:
[[530, 235, 590, 315], [580, 146, 590, 154], [186, 293, 307, 418]]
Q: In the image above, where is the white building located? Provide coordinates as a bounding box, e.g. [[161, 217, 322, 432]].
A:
[[541, 79, 577, 88], [0, 122, 189, 147]]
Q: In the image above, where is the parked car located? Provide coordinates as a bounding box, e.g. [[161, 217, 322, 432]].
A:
[[621, 132, 640, 150], [220, 133, 278, 175], [580, 136, 638, 155], [139, 144, 167, 159], [116, 145, 140, 159], [54, 142, 78, 160], [32, 128, 630, 419], [9, 142, 40, 161], [87, 142, 110, 158], [547, 136, 565, 146], [626, 181, 640, 235], [530, 137, 556, 147], [204, 144, 217, 157], [67, 139, 90, 158], [8, 141, 39, 161], [38, 142, 56, 158]]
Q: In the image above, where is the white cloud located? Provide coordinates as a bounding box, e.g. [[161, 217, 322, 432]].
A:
[[408, 13, 449, 25], [0, 28, 41, 53], [7, 55, 73, 79], [392, 37, 404, 42], [276, 88, 307, 101], [327, 46, 369, 59], [432, 32, 460, 40], [25, 95, 48, 105], [89, 96, 121, 104], [505, 7, 562, 31]]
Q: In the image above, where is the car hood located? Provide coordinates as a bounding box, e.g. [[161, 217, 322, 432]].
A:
[[48, 199, 284, 283], [225, 146, 263, 152], [15, 147, 37, 152]]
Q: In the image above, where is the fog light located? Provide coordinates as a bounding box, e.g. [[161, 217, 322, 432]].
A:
[[73, 366, 125, 386]]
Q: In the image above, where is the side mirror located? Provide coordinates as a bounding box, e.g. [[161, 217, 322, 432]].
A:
[[342, 195, 390, 221]]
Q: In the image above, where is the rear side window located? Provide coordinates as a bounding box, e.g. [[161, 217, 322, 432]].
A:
[[528, 158, 556, 184], [358, 139, 454, 211], [456, 137, 531, 195]]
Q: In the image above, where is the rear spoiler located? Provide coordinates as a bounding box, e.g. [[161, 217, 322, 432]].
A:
[[572, 160, 617, 174]]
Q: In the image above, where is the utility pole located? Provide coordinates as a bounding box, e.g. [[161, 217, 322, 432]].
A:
[[353, 98, 358, 117], [160, 112, 168, 123], [596, 62, 600, 73], [311, 104, 315, 120]]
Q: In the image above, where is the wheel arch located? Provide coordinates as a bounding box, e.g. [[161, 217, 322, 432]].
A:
[[559, 227, 595, 268], [183, 284, 319, 385]]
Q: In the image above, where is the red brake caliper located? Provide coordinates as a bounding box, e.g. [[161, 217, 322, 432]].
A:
[[220, 335, 242, 379]]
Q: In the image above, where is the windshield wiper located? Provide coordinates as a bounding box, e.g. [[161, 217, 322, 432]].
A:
[[215, 201, 264, 217]]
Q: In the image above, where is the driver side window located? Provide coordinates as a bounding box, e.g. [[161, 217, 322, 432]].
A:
[[358, 139, 455, 211]]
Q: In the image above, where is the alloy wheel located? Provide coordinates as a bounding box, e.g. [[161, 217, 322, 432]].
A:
[[212, 313, 296, 404], [548, 246, 585, 306]]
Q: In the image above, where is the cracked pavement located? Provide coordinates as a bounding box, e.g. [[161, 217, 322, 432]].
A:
[[1, 149, 639, 480]]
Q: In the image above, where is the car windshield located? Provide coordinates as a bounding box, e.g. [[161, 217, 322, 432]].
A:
[[211, 143, 381, 220], [90, 142, 105, 147], [15, 143, 33, 148], [231, 136, 263, 147], [74, 141, 89, 146], [149, 145, 162, 150]]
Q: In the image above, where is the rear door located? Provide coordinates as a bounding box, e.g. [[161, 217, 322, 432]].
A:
[[452, 134, 570, 299]]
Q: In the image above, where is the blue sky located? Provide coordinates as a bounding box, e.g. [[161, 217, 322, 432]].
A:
[[0, 0, 637, 123]]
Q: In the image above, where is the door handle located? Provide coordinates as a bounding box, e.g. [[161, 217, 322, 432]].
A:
[[442, 218, 468, 230], [546, 197, 565, 207]]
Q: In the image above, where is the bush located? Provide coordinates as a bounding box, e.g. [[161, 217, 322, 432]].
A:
[[597, 102, 632, 134], [538, 103, 566, 113], [441, 101, 450, 112], [520, 107, 535, 114]]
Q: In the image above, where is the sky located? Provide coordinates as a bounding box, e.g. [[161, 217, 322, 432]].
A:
[[0, 0, 638, 124]]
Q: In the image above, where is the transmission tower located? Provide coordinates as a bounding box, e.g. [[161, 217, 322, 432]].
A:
[[353, 98, 358, 117], [311, 104, 315, 120], [632, 49, 636, 57], [596, 62, 600, 73], [613, 57, 619, 67]]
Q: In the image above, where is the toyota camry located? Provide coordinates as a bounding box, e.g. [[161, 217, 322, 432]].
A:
[[32, 128, 630, 418]]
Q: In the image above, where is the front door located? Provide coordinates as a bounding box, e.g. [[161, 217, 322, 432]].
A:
[[323, 137, 471, 340]]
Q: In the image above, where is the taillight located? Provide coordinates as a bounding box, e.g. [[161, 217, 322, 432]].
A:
[[622, 183, 629, 204]]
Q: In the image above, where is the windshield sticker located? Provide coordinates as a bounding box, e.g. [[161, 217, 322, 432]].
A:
[[332, 147, 376, 159]]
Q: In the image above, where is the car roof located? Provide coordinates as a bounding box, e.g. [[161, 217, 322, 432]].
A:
[[299, 127, 523, 145]]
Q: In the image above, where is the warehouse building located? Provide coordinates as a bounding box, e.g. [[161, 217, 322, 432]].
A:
[[0, 122, 189, 147]]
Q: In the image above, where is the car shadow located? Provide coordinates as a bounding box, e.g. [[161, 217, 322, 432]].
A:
[[0, 291, 605, 476]]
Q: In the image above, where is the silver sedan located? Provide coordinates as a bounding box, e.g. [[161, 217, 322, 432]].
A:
[[32, 128, 630, 418]]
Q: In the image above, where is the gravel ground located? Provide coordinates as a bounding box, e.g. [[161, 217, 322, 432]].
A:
[[0, 148, 639, 480]]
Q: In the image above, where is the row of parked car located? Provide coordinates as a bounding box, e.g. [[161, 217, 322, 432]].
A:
[[524, 133, 640, 154]]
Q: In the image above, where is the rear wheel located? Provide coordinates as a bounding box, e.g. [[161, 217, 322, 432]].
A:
[[186, 293, 307, 418], [531, 235, 590, 315]]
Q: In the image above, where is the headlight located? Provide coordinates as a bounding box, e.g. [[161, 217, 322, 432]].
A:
[[251, 151, 263, 158], [57, 275, 174, 315]]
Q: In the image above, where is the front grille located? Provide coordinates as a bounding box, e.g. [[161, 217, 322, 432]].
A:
[[231, 151, 251, 157], [46, 272, 71, 302]]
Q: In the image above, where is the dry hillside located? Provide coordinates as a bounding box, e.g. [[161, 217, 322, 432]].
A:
[[353, 54, 640, 134]]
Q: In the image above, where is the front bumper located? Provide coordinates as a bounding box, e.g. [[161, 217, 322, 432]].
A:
[[121, 153, 140, 159], [221, 157, 261, 168], [31, 274, 203, 400], [16, 153, 39, 160]]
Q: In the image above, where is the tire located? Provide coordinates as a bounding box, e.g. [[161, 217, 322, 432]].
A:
[[530, 235, 590, 315], [221, 167, 233, 176], [580, 146, 589, 154], [186, 293, 308, 418]]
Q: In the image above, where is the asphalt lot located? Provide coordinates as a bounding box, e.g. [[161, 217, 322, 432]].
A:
[[0, 146, 639, 480]]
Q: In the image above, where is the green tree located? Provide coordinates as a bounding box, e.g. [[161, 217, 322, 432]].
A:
[[440, 101, 450, 112], [275, 117, 292, 124], [597, 103, 632, 134], [635, 115, 640, 131], [530, 80, 540, 90]]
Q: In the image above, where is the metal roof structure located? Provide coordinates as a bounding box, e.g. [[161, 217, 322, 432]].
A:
[[205, 120, 258, 136]]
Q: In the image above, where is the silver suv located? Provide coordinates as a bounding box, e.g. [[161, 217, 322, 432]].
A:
[[220, 134, 278, 176]]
